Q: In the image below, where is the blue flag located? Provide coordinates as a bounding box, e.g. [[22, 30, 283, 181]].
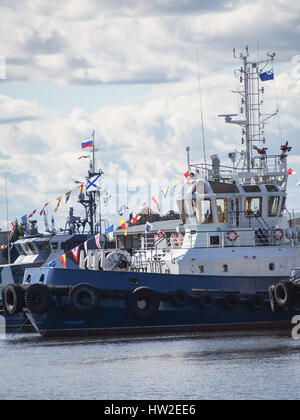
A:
[[48, 260, 56, 268], [106, 225, 114, 234], [259, 70, 274, 81], [145, 221, 153, 233], [118, 205, 129, 216]]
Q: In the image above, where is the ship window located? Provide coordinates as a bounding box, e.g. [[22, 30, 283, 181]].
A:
[[269, 263, 275, 271], [280, 197, 286, 216], [216, 198, 228, 223], [177, 200, 191, 224], [268, 197, 280, 217], [246, 197, 262, 216], [51, 242, 58, 250], [266, 185, 278, 192], [24, 243, 36, 254], [243, 185, 261, 193], [222, 264, 229, 273], [198, 265, 204, 273], [210, 182, 239, 193], [210, 236, 220, 246], [21, 243, 30, 254], [37, 242, 50, 251], [192, 198, 213, 224]]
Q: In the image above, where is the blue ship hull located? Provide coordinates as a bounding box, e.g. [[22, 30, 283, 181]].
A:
[[22, 267, 295, 337]]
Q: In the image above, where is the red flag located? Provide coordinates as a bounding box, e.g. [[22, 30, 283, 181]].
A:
[[152, 197, 160, 212], [287, 168, 296, 175], [28, 209, 37, 218], [131, 213, 141, 225], [119, 218, 127, 236], [78, 184, 84, 199], [60, 254, 67, 268], [40, 203, 49, 216], [70, 246, 80, 262], [95, 233, 102, 249], [184, 171, 190, 184]]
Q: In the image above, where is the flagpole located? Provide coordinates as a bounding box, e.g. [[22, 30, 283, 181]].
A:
[[92, 130, 95, 173], [4, 173, 10, 264]]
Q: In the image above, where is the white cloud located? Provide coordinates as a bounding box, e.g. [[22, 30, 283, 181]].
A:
[[0, 0, 300, 229]]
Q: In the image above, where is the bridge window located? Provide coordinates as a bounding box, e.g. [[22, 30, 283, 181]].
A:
[[216, 198, 228, 223], [177, 200, 191, 224], [246, 197, 262, 216], [268, 196, 280, 217], [192, 198, 213, 224], [280, 197, 286, 216]]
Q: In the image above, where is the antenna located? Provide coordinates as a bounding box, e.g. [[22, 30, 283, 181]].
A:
[[196, 50, 207, 166], [4, 174, 10, 264]]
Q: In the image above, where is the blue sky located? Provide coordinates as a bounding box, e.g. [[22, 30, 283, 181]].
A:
[[0, 0, 300, 232]]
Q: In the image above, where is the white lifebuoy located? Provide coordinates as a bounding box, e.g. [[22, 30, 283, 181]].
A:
[[273, 228, 284, 241], [226, 230, 239, 242]]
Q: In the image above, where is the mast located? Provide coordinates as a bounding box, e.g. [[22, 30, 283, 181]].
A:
[[242, 48, 251, 171], [78, 130, 104, 235], [220, 47, 276, 172]]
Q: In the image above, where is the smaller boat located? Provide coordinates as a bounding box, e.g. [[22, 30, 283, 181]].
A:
[[0, 134, 107, 331]]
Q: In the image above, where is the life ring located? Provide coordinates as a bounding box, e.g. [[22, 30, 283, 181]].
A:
[[273, 228, 284, 241], [70, 283, 99, 313], [249, 293, 265, 311], [3, 284, 24, 315], [170, 289, 189, 307], [128, 287, 160, 318], [25, 283, 53, 314], [274, 281, 295, 309], [224, 293, 240, 310], [226, 230, 239, 242], [173, 233, 180, 247], [199, 293, 216, 310]]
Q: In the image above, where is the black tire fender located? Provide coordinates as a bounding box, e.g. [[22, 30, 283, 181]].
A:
[[224, 293, 240, 310], [170, 289, 189, 307], [199, 293, 216, 310], [128, 287, 160, 318], [275, 281, 295, 309], [3, 284, 24, 315], [25, 283, 53, 314], [70, 283, 99, 313], [249, 293, 265, 311]]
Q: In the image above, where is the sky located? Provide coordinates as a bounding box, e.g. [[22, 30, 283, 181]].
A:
[[0, 0, 300, 233]]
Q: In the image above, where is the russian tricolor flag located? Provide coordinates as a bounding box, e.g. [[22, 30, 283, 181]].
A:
[[81, 140, 93, 149]]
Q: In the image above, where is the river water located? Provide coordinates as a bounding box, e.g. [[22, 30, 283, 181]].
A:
[[0, 330, 299, 400]]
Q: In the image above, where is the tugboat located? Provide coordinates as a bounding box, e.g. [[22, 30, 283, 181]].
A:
[[0, 134, 107, 330], [5, 48, 299, 336]]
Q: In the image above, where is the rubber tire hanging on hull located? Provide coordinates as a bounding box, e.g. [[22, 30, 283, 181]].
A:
[[3, 284, 24, 315], [199, 293, 216, 310], [224, 293, 240, 310], [69, 284, 99, 313], [275, 281, 295, 309], [170, 289, 189, 307], [25, 283, 53, 314], [249, 293, 265, 310], [128, 287, 160, 319]]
